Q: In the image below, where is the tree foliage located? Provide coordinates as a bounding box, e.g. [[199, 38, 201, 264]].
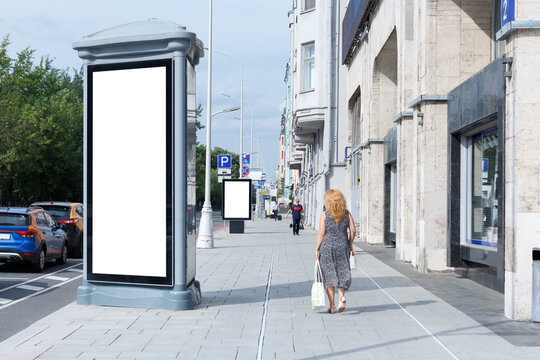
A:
[[195, 145, 240, 208], [0, 36, 83, 205]]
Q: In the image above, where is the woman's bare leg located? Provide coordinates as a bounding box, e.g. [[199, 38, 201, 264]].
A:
[[326, 286, 335, 312], [337, 287, 346, 312]]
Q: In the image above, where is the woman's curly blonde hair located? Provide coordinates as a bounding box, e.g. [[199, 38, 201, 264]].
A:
[[324, 189, 347, 224]]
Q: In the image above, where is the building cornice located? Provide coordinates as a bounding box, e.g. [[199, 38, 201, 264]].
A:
[[496, 20, 540, 41], [407, 94, 448, 109]]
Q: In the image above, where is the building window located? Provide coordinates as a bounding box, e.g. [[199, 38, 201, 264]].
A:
[[352, 95, 361, 146], [461, 127, 499, 250], [302, 43, 315, 91], [303, 0, 315, 11], [390, 165, 397, 234]]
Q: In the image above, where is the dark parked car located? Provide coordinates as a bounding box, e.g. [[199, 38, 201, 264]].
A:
[[31, 202, 84, 258], [0, 207, 68, 272]]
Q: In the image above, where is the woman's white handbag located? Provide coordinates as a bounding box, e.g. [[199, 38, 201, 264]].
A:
[[311, 260, 326, 310], [350, 251, 357, 270]]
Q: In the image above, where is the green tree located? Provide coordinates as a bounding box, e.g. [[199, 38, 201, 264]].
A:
[[195, 145, 240, 208], [0, 36, 83, 205]]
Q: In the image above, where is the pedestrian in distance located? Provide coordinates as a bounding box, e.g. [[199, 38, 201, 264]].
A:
[[285, 198, 303, 235], [314, 189, 356, 313], [273, 202, 280, 221]]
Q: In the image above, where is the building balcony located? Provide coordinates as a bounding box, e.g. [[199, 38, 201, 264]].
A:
[[293, 151, 303, 160], [294, 134, 314, 144], [294, 107, 325, 132], [288, 159, 302, 170]]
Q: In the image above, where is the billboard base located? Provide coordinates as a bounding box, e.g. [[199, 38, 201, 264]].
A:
[[230, 220, 245, 233], [77, 280, 201, 311]]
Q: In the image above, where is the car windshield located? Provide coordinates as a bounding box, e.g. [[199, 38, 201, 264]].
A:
[[40, 205, 70, 219], [0, 213, 30, 226]]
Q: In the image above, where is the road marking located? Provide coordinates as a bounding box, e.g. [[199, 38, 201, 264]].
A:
[[0, 274, 83, 311], [0, 262, 82, 295], [45, 276, 69, 281], [0, 278, 30, 281], [67, 268, 83, 273], [256, 244, 275, 360], [357, 265, 460, 360], [17, 285, 44, 291], [0, 298, 11, 305]]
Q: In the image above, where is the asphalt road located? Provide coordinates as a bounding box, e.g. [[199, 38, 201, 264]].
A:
[[0, 258, 83, 342]]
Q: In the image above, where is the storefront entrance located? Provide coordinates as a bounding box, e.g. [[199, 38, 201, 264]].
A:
[[448, 58, 506, 292]]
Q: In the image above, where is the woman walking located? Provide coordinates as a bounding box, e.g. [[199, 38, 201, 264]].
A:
[[314, 189, 356, 313]]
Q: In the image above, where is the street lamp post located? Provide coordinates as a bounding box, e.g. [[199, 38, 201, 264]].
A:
[[196, 105, 240, 249], [222, 93, 253, 158], [205, 50, 244, 177]]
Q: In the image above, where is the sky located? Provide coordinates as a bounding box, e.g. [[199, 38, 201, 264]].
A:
[[0, 0, 291, 182]]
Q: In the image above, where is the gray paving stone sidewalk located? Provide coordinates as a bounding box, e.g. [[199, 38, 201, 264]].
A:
[[1, 219, 539, 359]]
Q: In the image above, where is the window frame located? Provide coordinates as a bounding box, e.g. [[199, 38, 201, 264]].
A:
[[460, 125, 499, 252], [303, 0, 316, 11], [302, 42, 315, 91]]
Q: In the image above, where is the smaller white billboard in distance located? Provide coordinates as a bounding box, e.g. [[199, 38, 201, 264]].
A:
[[223, 181, 250, 219]]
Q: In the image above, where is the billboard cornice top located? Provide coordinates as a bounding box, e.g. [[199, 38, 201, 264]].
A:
[[72, 19, 204, 63]]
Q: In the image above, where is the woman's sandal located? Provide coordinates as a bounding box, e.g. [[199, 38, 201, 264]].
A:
[[327, 306, 336, 314], [338, 297, 346, 313]]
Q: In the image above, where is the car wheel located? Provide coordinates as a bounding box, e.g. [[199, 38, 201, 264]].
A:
[[31, 247, 46, 272], [57, 242, 68, 265]]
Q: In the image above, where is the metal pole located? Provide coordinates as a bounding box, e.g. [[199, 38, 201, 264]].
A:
[[197, 0, 214, 249], [240, 70, 244, 178]]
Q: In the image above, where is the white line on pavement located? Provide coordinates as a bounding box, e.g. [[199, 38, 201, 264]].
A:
[[45, 276, 69, 281], [17, 285, 44, 291], [0, 298, 11, 305], [0, 278, 30, 281], [0, 274, 83, 311], [0, 262, 82, 295], [67, 268, 83, 273], [257, 244, 275, 360], [357, 266, 460, 360]]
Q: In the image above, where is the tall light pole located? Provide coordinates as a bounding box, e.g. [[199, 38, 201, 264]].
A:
[[197, 105, 240, 249], [222, 93, 253, 164], [197, 0, 214, 249], [204, 49, 243, 177]]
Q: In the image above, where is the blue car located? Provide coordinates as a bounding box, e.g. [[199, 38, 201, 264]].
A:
[[0, 207, 68, 272]]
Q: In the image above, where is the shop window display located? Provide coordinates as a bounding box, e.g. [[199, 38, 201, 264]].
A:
[[464, 127, 499, 248]]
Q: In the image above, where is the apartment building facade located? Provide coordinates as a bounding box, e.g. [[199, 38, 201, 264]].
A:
[[341, 0, 540, 321], [286, 0, 348, 228]]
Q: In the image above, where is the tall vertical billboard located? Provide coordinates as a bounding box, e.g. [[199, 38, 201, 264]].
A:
[[87, 60, 173, 286]]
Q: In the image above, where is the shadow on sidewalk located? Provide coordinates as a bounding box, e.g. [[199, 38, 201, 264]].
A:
[[342, 300, 436, 315], [198, 276, 418, 307], [295, 319, 522, 360]]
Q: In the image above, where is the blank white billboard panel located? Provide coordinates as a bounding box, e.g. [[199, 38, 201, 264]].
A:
[[88, 60, 172, 286], [223, 179, 252, 220]]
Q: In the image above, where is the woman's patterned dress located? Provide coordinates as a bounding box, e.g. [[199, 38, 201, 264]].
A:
[[319, 210, 351, 289]]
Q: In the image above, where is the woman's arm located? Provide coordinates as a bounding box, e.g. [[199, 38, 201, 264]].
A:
[[314, 212, 326, 259], [348, 211, 356, 251]]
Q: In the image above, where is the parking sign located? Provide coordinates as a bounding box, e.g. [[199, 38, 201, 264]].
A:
[[218, 154, 232, 169]]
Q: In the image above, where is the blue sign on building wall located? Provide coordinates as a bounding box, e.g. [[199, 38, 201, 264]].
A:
[[501, 0, 515, 28]]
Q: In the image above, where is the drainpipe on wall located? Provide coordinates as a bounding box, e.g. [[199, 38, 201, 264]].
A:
[[323, 0, 333, 181], [333, 0, 340, 164]]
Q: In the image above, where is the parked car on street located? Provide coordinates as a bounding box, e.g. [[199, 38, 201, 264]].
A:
[[30, 202, 84, 258], [0, 207, 68, 272]]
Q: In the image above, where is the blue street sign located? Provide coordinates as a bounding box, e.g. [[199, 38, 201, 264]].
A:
[[501, 0, 515, 28], [242, 153, 250, 165], [258, 180, 265, 186], [242, 165, 250, 177], [218, 154, 231, 168]]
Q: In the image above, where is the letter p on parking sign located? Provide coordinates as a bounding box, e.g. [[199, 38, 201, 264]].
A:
[[218, 154, 232, 169]]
